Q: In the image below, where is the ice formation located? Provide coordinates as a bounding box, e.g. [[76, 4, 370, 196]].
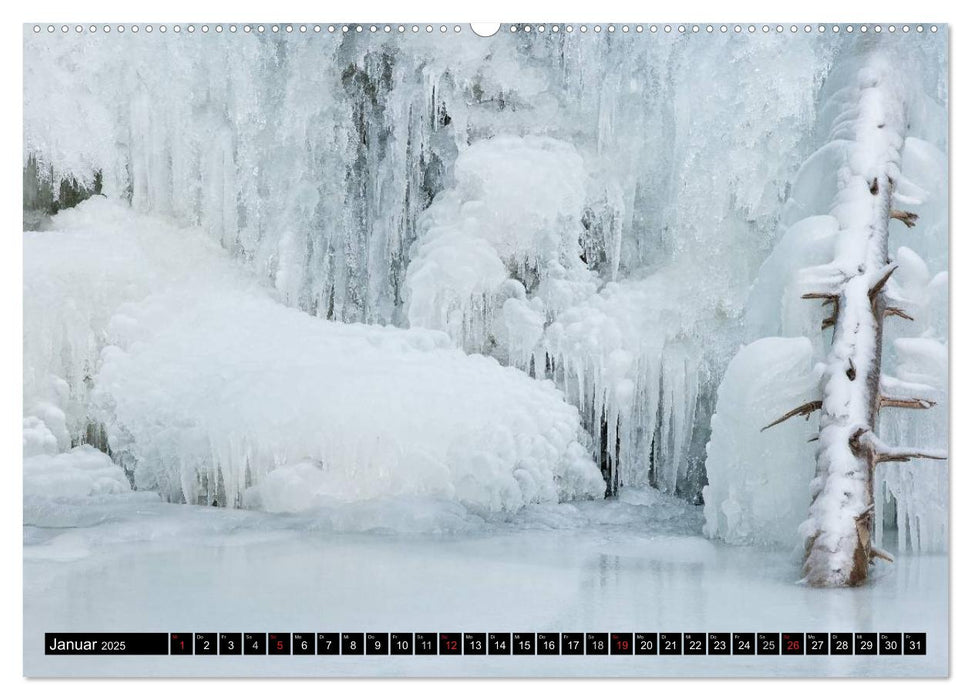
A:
[[25, 200, 603, 513], [702, 338, 819, 548], [24, 380, 129, 499], [23, 30, 842, 503], [23, 28, 946, 548], [405, 135, 596, 363], [24, 447, 130, 500]]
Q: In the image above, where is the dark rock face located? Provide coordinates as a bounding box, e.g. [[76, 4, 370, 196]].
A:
[[24, 153, 101, 229]]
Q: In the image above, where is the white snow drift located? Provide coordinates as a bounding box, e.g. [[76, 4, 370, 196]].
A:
[[25, 200, 604, 513]]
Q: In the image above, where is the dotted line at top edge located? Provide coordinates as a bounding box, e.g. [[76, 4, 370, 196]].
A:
[[30, 23, 940, 36]]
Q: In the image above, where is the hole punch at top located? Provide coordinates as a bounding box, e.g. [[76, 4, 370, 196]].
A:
[[471, 23, 501, 37]]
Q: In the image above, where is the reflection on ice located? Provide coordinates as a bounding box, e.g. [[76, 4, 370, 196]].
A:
[[24, 493, 946, 677]]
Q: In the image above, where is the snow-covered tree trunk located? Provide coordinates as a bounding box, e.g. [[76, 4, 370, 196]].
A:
[[765, 54, 945, 587]]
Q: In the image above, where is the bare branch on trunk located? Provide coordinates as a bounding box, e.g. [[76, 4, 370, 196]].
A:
[[761, 400, 823, 432], [875, 449, 948, 464], [890, 209, 919, 228], [879, 396, 936, 410], [885, 306, 914, 321], [868, 264, 898, 302]]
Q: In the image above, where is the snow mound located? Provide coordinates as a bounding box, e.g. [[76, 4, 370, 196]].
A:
[[39, 203, 606, 514], [24, 446, 130, 499], [703, 337, 819, 547], [95, 287, 603, 513]]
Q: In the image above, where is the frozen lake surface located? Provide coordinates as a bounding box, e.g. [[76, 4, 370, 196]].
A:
[[23, 491, 947, 677]]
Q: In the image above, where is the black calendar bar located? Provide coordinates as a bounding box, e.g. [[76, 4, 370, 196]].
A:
[[45, 633, 169, 655], [43, 632, 928, 656]]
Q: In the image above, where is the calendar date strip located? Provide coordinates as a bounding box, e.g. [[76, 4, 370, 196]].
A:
[[45, 632, 927, 656]]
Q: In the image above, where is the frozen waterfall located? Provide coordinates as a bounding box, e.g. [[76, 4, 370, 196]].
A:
[[23, 27, 946, 548]]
